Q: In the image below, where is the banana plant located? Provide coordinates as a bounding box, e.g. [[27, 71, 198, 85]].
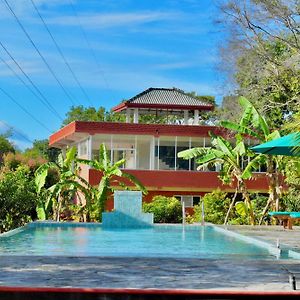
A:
[[178, 134, 262, 225], [77, 143, 147, 221], [220, 96, 284, 224], [35, 147, 94, 222]]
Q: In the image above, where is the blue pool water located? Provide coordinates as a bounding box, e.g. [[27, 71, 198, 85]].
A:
[[0, 223, 284, 259]]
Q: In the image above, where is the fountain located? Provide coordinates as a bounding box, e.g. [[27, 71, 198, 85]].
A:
[[102, 191, 153, 228]]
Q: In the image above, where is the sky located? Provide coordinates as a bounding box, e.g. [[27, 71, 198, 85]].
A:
[[0, 0, 226, 150]]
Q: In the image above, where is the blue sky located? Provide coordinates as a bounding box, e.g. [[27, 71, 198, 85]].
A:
[[0, 0, 225, 150]]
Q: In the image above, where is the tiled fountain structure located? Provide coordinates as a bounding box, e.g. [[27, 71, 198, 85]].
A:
[[102, 191, 153, 228]]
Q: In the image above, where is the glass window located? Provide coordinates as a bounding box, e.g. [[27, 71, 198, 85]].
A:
[[136, 135, 151, 170], [176, 137, 190, 171], [175, 195, 201, 207], [78, 140, 87, 157], [157, 137, 175, 170]]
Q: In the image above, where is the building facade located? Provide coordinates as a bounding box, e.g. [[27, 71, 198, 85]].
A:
[[49, 88, 269, 212]]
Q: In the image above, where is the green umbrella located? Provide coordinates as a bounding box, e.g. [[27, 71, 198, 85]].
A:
[[251, 133, 300, 156]]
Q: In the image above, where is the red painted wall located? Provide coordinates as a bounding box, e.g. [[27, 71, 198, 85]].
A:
[[88, 169, 275, 213], [89, 169, 270, 193]]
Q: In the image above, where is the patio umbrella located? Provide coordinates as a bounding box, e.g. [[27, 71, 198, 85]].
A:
[[251, 132, 300, 156]]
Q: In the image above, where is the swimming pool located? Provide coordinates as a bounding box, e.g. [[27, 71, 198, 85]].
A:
[[0, 222, 287, 259]]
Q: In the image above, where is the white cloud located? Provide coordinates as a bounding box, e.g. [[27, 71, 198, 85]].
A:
[[0, 58, 44, 78], [1, 0, 70, 17], [46, 11, 180, 29]]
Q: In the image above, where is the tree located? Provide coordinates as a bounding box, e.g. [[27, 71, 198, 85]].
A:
[[35, 147, 94, 221], [62, 105, 126, 126], [235, 40, 300, 127], [24, 139, 60, 162], [62, 105, 106, 126], [0, 133, 15, 163], [217, 1, 300, 126], [217, 95, 243, 124], [219, 0, 300, 55], [77, 143, 147, 221], [178, 134, 261, 225], [0, 166, 37, 232], [220, 97, 284, 224]]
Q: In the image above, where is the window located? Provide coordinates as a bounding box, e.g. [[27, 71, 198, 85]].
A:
[[78, 140, 87, 157], [175, 195, 201, 207]]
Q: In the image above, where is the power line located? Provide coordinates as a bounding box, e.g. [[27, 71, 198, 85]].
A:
[[68, 0, 114, 104], [0, 56, 53, 113], [0, 86, 52, 133], [2, 0, 76, 107], [0, 40, 64, 121], [29, 0, 93, 106], [0, 120, 33, 144]]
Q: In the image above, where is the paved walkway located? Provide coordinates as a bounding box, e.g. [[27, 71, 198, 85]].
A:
[[221, 225, 300, 252], [1, 225, 300, 291]]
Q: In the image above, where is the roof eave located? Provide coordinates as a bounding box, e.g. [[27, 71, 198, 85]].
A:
[[112, 102, 214, 113]]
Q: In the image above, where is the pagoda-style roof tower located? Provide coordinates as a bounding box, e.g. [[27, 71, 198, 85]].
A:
[[111, 87, 214, 125]]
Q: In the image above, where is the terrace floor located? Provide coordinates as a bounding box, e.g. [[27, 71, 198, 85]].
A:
[[1, 225, 300, 291]]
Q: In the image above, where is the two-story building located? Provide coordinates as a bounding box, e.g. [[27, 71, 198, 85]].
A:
[[49, 87, 269, 211]]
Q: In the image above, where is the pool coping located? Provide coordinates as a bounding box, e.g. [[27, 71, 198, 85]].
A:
[[0, 286, 300, 299], [1, 221, 300, 259]]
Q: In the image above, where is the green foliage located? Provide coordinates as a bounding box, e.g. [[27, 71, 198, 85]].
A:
[[0, 166, 37, 232], [194, 190, 230, 224], [62, 105, 106, 126], [281, 157, 300, 212], [3, 152, 47, 172], [62, 105, 126, 127], [35, 147, 94, 222], [78, 143, 147, 221], [0, 133, 15, 163], [24, 139, 61, 162], [143, 195, 182, 223], [235, 40, 300, 127], [178, 133, 258, 224]]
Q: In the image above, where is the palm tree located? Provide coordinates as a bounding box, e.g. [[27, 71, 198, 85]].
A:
[[178, 134, 261, 225], [35, 147, 94, 221], [77, 143, 147, 221], [220, 97, 284, 224]]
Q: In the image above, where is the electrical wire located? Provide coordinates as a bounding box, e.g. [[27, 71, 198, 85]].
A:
[[68, 0, 114, 103], [30, 0, 94, 106], [0, 40, 64, 121], [0, 86, 52, 133], [0, 120, 33, 144], [2, 0, 76, 106]]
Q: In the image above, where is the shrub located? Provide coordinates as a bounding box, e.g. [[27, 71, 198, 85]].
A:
[[143, 195, 182, 223], [3, 152, 46, 172], [193, 189, 230, 224], [0, 166, 38, 232]]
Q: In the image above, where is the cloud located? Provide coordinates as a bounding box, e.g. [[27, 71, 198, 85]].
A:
[[0, 58, 44, 78], [0, 0, 70, 17], [46, 11, 180, 29]]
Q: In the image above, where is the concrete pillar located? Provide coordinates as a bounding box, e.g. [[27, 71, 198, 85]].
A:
[[184, 110, 189, 125], [133, 108, 139, 123], [126, 109, 131, 123], [87, 135, 93, 160], [194, 109, 199, 125]]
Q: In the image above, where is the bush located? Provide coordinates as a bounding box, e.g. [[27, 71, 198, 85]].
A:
[[3, 152, 46, 172], [143, 195, 182, 223], [0, 166, 38, 232], [193, 189, 230, 224]]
